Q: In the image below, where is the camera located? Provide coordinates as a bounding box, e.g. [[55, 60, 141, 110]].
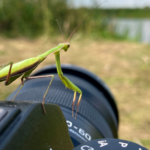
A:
[[0, 65, 148, 150]]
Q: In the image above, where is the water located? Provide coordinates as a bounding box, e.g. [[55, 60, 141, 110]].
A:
[[112, 19, 150, 43]]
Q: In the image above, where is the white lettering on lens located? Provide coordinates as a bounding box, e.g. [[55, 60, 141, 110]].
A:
[[66, 120, 72, 127], [119, 142, 128, 147], [81, 145, 94, 150], [66, 120, 91, 141], [74, 126, 78, 129], [85, 133, 91, 141], [79, 128, 85, 136], [98, 140, 108, 147]]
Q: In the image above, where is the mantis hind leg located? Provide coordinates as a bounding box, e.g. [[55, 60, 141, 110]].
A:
[[12, 77, 24, 101], [2, 61, 24, 101], [0, 61, 13, 70], [26, 75, 54, 113], [1, 61, 14, 85]]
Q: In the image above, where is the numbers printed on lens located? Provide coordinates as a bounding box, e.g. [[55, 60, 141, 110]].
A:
[[74, 126, 78, 129], [66, 120, 91, 141], [85, 133, 91, 141], [119, 142, 128, 147], [79, 128, 85, 136], [67, 120, 72, 127]]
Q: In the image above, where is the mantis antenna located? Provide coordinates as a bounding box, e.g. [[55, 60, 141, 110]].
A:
[[55, 19, 66, 42], [67, 1, 106, 42]]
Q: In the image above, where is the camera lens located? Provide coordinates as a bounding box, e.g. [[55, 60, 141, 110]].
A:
[[7, 64, 119, 147]]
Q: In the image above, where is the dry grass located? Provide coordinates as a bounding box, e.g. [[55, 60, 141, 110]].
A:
[[0, 36, 150, 148]]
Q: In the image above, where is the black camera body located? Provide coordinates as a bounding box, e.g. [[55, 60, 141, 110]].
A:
[[0, 65, 148, 150], [0, 101, 147, 150], [0, 101, 74, 150]]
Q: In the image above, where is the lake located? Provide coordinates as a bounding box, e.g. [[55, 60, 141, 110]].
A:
[[112, 19, 150, 43]]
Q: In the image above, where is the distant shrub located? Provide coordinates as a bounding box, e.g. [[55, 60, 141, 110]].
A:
[[0, 0, 149, 39]]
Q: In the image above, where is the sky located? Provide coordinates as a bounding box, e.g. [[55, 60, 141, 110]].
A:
[[67, 0, 150, 8]]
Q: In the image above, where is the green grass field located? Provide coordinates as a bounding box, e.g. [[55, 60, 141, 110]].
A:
[[0, 37, 150, 149]]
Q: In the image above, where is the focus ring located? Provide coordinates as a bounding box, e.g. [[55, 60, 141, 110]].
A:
[[8, 84, 113, 138]]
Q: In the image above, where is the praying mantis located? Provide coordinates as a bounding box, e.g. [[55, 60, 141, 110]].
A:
[[0, 4, 103, 118]]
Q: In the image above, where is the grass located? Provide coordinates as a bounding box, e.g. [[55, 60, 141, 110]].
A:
[[0, 36, 150, 149]]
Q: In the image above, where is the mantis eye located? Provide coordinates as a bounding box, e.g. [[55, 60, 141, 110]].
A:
[[67, 43, 70, 48]]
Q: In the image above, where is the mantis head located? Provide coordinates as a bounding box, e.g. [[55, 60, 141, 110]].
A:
[[56, 3, 103, 52], [55, 20, 70, 52], [59, 43, 70, 52]]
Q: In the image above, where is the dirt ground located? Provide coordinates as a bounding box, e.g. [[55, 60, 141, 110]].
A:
[[0, 36, 150, 148]]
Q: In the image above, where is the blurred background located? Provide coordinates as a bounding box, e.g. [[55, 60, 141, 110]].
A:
[[0, 0, 150, 148]]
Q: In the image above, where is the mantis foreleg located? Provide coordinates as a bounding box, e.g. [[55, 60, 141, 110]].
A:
[[72, 92, 76, 117], [55, 51, 82, 119], [75, 94, 82, 119], [60, 75, 82, 119]]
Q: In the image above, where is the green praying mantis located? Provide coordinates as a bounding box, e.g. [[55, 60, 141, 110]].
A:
[[0, 4, 103, 118]]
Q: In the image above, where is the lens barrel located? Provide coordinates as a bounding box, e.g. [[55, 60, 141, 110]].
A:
[[7, 64, 119, 147]]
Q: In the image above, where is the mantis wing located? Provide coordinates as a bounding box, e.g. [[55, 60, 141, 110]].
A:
[[0, 57, 41, 82]]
